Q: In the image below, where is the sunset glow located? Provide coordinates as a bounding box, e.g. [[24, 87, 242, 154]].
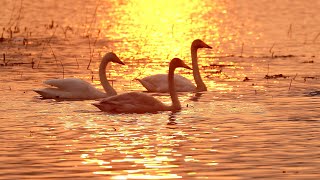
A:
[[1, 0, 319, 179]]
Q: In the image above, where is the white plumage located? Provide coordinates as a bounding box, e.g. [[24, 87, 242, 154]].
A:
[[33, 52, 124, 100], [92, 58, 192, 113], [137, 74, 195, 93], [137, 39, 212, 92]]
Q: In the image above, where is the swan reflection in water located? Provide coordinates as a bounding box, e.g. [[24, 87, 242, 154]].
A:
[[189, 92, 204, 102], [167, 112, 178, 126]]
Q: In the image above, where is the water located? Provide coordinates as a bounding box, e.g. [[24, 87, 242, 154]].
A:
[[1, 0, 320, 179]]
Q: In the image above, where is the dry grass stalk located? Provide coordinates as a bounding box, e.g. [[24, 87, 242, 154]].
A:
[[287, 24, 292, 38], [240, 42, 244, 57], [87, 29, 100, 70], [85, 0, 101, 36], [313, 32, 320, 43], [49, 44, 64, 78], [288, 73, 298, 91], [37, 26, 57, 68]]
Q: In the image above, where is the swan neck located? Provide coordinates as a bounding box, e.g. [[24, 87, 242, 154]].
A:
[[168, 65, 181, 110], [191, 47, 207, 91], [99, 58, 117, 96]]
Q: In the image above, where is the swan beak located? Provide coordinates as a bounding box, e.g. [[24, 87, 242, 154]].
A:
[[202, 41, 212, 49], [178, 59, 192, 70], [182, 63, 192, 70], [119, 60, 125, 65], [116, 59, 125, 65], [205, 44, 212, 49], [185, 65, 192, 70]]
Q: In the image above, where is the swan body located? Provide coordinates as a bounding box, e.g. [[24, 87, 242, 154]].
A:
[[33, 52, 125, 100], [138, 39, 212, 92], [92, 58, 192, 113], [137, 74, 195, 93], [33, 78, 107, 99]]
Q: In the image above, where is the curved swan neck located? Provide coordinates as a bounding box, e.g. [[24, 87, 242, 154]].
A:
[[191, 47, 207, 91], [99, 58, 117, 96], [168, 64, 181, 110]]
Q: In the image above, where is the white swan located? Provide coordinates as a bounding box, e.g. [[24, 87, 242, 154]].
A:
[[137, 39, 212, 92], [92, 58, 192, 113], [33, 52, 125, 100]]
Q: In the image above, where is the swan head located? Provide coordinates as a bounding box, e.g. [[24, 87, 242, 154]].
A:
[[192, 39, 212, 49], [170, 58, 192, 70], [103, 52, 125, 65]]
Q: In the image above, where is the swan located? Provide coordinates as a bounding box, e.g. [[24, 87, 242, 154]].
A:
[[33, 52, 125, 100], [137, 39, 212, 92], [92, 58, 192, 113]]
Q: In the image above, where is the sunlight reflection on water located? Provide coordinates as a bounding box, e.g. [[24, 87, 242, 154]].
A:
[[0, 0, 320, 179]]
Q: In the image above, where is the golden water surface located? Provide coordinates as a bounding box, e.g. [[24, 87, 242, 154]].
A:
[[0, 0, 319, 179]]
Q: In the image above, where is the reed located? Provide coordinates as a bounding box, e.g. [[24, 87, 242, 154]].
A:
[[49, 44, 64, 78], [313, 32, 320, 43], [6, 0, 17, 27], [5, 0, 24, 40], [91, 70, 94, 83], [84, 0, 101, 70], [9, 28, 13, 39], [269, 43, 275, 54], [240, 42, 244, 57], [87, 35, 93, 70], [31, 58, 35, 68], [75, 57, 79, 69], [15, 0, 24, 27], [85, 0, 101, 37], [171, 24, 174, 38], [288, 73, 298, 91], [267, 59, 270, 76], [61, 26, 73, 39], [87, 29, 100, 69], [266, 43, 276, 76], [37, 26, 57, 68], [0, 28, 5, 42], [287, 23, 292, 38], [2, 53, 7, 66]]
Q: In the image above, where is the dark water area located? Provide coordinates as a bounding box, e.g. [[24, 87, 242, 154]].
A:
[[0, 0, 319, 179]]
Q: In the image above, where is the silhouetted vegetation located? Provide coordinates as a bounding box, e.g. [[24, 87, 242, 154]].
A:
[[264, 74, 289, 79], [307, 91, 320, 96]]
